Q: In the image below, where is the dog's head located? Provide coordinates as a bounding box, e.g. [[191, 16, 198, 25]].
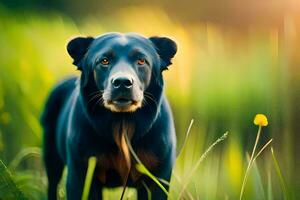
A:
[[67, 33, 177, 112]]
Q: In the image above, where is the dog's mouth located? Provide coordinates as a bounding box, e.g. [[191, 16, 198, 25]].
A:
[[104, 97, 142, 112], [112, 98, 134, 107]]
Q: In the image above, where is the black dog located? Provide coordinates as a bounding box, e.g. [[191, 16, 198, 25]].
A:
[[41, 32, 177, 200]]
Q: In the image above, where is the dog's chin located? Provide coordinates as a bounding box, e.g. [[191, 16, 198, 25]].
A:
[[104, 99, 142, 113]]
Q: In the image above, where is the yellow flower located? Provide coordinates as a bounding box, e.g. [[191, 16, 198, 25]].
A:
[[254, 114, 268, 126]]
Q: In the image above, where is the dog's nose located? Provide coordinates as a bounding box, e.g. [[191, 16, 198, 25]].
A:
[[112, 77, 133, 89]]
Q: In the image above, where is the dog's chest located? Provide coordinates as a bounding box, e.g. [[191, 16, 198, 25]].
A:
[[95, 149, 158, 184]]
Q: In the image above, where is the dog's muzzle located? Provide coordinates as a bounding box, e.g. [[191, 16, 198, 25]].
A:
[[103, 76, 143, 112]]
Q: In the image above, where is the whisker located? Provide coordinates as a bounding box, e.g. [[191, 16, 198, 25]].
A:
[[142, 98, 149, 106], [144, 91, 156, 99], [144, 93, 158, 107], [88, 90, 104, 97], [88, 93, 102, 104], [91, 97, 103, 113]]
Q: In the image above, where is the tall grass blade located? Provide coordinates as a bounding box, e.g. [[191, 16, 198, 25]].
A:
[[82, 156, 97, 200], [124, 131, 170, 198], [240, 131, 272, 200], [178, 131, 229, 199], [9, 147, 41, 171], [240, 126, 262, 200], [177, 119, 194, 157], [248, 154, 266, 200], [142, 181, 152, 200], [135, 164, 169, 196], [271, 147, 289, 200], [0, 160, 28, 200], [252, 139, 273, 162]]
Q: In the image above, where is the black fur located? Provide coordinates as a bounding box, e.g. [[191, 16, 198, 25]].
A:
[[41, 32, 177, 200]]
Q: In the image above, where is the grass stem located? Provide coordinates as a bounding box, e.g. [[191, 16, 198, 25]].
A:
[[82, 156, 97, 200], [239, 126, 261, 200], [177, 119, 194, 157], [178, 131, 228, 199], [124, 131, 170, 198], [271, 147, 289, 200]]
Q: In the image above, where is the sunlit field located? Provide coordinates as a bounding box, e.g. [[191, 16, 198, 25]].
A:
[[0, 4, 299, 200]]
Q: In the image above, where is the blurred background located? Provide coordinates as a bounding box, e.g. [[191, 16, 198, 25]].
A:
[[0, 0, 300, 199]]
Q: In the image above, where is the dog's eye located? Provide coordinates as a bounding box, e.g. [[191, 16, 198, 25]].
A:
[[137, 58, 146, 65], [100, 58, 109, 65]]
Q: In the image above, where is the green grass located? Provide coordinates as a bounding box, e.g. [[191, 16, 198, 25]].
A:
[[271, 147, 290, 200], [0, 160, 28, 200], [82, 157, 97, 200], [0, 123, 287, 200]]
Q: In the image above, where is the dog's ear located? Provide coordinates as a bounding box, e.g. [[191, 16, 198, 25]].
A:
[[67, 36, 94, 68], [149, 36, 177, 70]]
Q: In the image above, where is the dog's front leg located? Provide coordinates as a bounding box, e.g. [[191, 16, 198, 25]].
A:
[[66, 161, 86, 200]]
